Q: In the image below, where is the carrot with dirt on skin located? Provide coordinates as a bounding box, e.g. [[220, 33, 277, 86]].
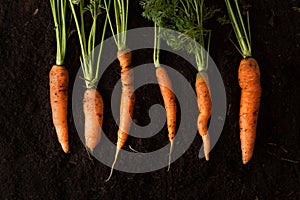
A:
[[195, 71, 211, 161], [153, 24, 176, 170], [49, 0, 69, 153], [159, 0, 215, 160], [141, 0, 178, 171], [69, 0, 108, 152], [141, 0, 216, 161], [104, 0, 135, 181], [225, 0, 262, 164]]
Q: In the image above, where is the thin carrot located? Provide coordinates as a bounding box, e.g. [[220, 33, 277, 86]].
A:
[[239, 58, 261, 164], [83, 89, 104, 152], [49, 0, 69, 153], [156, 66, 176, 170], [50, 65, 69, 153], [104, 0, 135, 181], [106, 50, 135, 181], [225, 0, 262, 164], [195, 72, 211, 161], [116, 50, 135, 152]]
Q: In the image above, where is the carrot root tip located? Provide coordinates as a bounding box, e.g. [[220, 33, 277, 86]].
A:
[[202, 134, 210, 161], [105, 148, 120, 182], [167, 140, 174, 172]]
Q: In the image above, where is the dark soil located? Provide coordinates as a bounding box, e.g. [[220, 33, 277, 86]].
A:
[[1, 0, 300, 199]]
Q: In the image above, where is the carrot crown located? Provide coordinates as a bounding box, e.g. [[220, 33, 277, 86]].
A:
[[50, 0, 67, 66], [69, 0, 108, 89], [104, 0, 129, 51], [225, 0, 252, 58]]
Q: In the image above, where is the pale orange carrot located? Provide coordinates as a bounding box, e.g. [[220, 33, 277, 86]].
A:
[[49, 65, 69, 153], [83, 88, 104, 152], [195, 71, 211, 161], [238, 58, 262, 164], [156, 66, 176, 170], [106, 49, 135, 181]]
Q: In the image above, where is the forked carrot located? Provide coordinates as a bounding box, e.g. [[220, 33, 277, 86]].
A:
[[49, 0, 69, 153], [83, 89, 104, 152], [225, 0, 262, 164], [50, 65, 69, 153], [195, 72, 211, 161]]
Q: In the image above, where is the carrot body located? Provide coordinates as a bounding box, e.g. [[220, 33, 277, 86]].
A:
[[106, 49, 135, 181], [195, 72, 211, 161], [83, 89, 104, 152], [49, 65, 69, 153], [156, 67, 176, 141], [116, 49, 135, 150], [156, 66, 176, 170], [238, 58, 262, 164]]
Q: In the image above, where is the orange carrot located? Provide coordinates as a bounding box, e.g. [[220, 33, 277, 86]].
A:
[[49, 65, 69, 153], [106, 49, 135, 181], [238, 58, 262, 164], [195, 71, 211, 161], [156, 66, 176, 170], [83, 88, 104, 152]]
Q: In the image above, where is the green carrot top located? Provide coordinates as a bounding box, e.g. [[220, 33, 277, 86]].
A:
[[69, 0, 108, 89], [225, 0, 252, 58], [104, 0, 129, 51], [50, 0, 67, 66]]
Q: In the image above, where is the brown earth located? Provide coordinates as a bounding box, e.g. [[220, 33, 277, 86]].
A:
[[0, 0, 300, 199]]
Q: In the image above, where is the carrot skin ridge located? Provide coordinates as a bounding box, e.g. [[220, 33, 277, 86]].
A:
[[107, 49, 134, 181], [238, 58, 262, 164], [49, 65, 69, 153], [83, 88, 104, 152], [195, 71, 212, 161], [116, 49, 135, 149]]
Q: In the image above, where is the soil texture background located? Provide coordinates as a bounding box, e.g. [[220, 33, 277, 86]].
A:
[[0, 0, 300, 199]]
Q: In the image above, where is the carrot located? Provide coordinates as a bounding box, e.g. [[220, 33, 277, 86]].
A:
[[225, 0, 262, 163], [239, 58, 261, 164], [156, 66, 176, 170], [195, 72, 211, 161], [83, 89, 104, 152], [49, 0, 68, 153], [106, 49, 135, 181], [104, 0, 135, 181], [50, 65, 69, 153], [69, 0, 108, 152]]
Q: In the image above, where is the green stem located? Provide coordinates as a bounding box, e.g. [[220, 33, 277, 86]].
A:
[[153, 23, 160, 68], [50, 0, 66, 65], [94, 9, 109, 83], [104, 0, 117, 45], [225, 0, 251, 58], [107, 0, 128, 51]]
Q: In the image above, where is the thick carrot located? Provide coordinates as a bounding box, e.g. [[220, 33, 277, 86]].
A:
[[156, 66, 176, 170], [106, 49, 135, 181], [49, 65, 69, 153], [238, 58, 261, 164], [83, 88, 104, 152], [195, 71, 211, 161]]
